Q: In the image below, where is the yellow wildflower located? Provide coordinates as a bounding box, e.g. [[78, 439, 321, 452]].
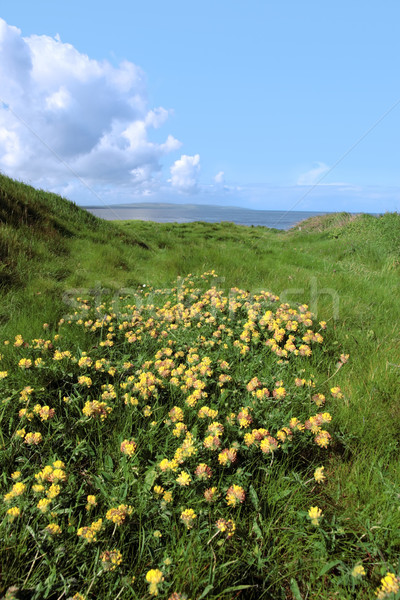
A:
[[32, 484, 45, 493], [308, 506, 323, 526], [120, 439, 137, 456], [375, 572, 400, 599], [9, 482, 26, 498], [7, 506, 21, 520], [153, 530, 162, 538], [46, 484, 61, 499], [24, 432, 42, 445], [77, 518, 103, 542], [194, 463, 212, 480], [82, 400, 112, 420], [53, 460, 65, 469], [216, 518, 236, 538], [105, 504, 133, 525], [272, 386, 286, 400], [176, 471, 192, 486], [314, 466, 326, 483], [145, 568, 164, 596], [180, 508, 197, 529], [45, 523, 62, 535], [226, 485, 245, 506], [100, 549, 122, 571], [51, 468, 67, 482], [37, 498, 52, 513], [18, 358, 32, 369], [330, 386, 343, 399], [351, 564, 366, 578]]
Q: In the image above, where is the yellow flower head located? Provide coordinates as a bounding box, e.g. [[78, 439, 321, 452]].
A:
[[308, 506, 323, 526], [351, 564, 366, 578], [45, 523, 62, 535], [101, 549, 122, 571], [18, 358, 32, 369], [176, 471, 192, 486], [163, 490, 173, 503], [24, 432, 43, 445], [46, 484, 61, 499], [53, 460, 65, 469], [37, 498, 52, 513], [145, 568, 164, 596], [330, 386, 343, 399], [194, 463, 212, 480], [105, 504, 133, 526], [120, 439, 137, 456], [313, 466, 326, 483], [180, 508, 197, 529], [77, 518, 103, 542], [7, 506, 21, 520], [216, 518, 236, 538], [226, 485, 245, 506]]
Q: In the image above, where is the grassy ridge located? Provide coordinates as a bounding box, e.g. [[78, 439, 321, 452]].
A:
[[0, 174, 399, 599]]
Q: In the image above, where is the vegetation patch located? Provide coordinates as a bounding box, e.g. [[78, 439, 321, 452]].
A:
[[0, 175, 399, 599]]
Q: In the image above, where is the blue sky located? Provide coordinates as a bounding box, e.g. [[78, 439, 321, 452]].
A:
[[0, 1, 399, 212]]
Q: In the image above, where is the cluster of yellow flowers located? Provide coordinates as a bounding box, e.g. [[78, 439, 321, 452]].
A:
[[105, 504, 133, 526], [180, 508, 197, 529], [77, 518, 103, 542], [1, 272, 351, 596], [375, 572, 400, 599], [100, 549, 123, 571]]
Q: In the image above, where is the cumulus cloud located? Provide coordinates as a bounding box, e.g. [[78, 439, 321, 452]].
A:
[[0, 18, 182, 199], [169, 154, 200, 193], [214, 171, 225, 184], [297, 162, 330, 186]]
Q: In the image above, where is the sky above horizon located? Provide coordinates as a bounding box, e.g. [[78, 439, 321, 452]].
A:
[[0, 1, 399, 212]]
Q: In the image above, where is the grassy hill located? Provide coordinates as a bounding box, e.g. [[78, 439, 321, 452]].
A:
[[0, 174, 399, 600]]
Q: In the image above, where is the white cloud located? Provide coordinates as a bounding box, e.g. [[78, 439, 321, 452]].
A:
[[297, 162, 330, 186], [214, 170, 225, 184], [0, 18, 182, 198], [169, 154, 200, 193], [45, 86, 72, 111]]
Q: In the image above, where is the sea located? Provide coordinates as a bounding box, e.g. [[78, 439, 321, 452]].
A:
[[85, 203, 331, 230]]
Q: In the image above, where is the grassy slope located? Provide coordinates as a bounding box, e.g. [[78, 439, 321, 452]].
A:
[[0, 173, 151, 338], [1, 174, 400, 598]]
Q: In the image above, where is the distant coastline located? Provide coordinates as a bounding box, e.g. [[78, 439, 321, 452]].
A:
[[84, 203, 335, 230]]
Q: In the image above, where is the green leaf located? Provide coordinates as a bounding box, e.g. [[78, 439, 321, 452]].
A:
[[290, 578, 303, 600], [222, 584, 258, 594], [197, 584, 214, 599], [220, 559, 239, 568], [252, 518, 263, 540], [249, 484, 260, 511], [104, 454, 113, 470], [278, 488, 292, 499], [143, 467, 157, 491], [318, 560, 342, 577]]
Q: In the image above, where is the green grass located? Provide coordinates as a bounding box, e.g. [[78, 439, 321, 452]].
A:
[[0, 174, 400, 600]]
